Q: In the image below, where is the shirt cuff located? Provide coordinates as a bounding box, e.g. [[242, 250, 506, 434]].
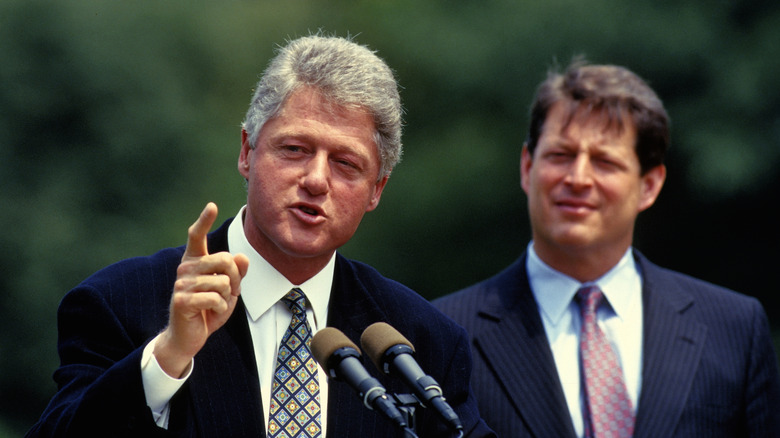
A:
[[141, 333, 193, 426]]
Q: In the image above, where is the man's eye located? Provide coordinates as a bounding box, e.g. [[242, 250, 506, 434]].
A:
[[279, 145, 309, 157], [596, 157, 621, 168], [546, 152, 571, 160], [337, 159, 355, 167]]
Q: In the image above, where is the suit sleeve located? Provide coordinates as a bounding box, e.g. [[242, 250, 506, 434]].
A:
[[745, 299, 780, 436], [25, 285, 170, 437]]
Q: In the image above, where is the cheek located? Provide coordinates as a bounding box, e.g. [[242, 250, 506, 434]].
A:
[[335, 185, 376, 219], [530, 171, 559, 199], [603, 182, 642, 214], [248, 171, 283, 206]]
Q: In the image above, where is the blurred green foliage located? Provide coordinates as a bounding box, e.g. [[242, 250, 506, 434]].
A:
[[1, 0, 778, 435]]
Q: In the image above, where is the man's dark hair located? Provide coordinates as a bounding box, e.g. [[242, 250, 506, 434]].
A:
[[526, 59, 670, 174]]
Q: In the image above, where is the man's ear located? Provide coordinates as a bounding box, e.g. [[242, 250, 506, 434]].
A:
[[366, 175, 389, 212], [238, 128, 252, 178], [520, 143, 532, 195], [638, 164, 666, 212]]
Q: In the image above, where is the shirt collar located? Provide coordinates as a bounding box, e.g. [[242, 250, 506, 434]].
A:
[[227, 205, 334, 328], [527, 243, 640, 325]]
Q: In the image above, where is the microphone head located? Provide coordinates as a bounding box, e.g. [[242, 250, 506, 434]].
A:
[[360, 322, 415, 372], [311, 327, 361, 374]]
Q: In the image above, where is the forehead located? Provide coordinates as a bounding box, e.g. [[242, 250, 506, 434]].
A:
[[263, 88, 376, 144], [279, 87, 372, 123], [541, 101, 637, 148]]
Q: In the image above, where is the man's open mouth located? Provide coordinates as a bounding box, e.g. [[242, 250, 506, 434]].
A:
[[298, 206, 319, 216]]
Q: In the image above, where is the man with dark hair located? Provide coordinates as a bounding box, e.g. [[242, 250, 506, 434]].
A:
[[435, 60, 780, 437], [27, 34, 494, 438]]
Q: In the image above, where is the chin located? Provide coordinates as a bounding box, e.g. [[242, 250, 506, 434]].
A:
[[548, 233, 601, 252], [548, 225, 594, 242], [281, 240, 340, 259]]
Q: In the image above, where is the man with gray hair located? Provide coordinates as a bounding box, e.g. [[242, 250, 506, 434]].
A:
[[28, 34, 494, 437]]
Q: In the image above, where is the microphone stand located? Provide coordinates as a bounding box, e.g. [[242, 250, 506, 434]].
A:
[[389, 393, 420, 438], [386, 393, 464, 438]]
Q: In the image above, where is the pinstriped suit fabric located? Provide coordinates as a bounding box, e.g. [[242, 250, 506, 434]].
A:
[[27, 219, 496, 438], [434, 251, 780, 438]]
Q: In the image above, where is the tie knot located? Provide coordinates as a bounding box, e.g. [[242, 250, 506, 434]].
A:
[[576, 285, 604, 315], [282, 288, 307, 316]]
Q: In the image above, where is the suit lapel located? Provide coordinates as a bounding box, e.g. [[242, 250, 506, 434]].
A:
[[632, 253, 707, 438], [187, 297, 266, 437], [324, 255, 395, 436], [327, 260, 387, 340], [473, 259, 576, 438]]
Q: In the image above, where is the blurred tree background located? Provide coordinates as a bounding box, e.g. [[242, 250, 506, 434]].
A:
[[1, 0, 778, 435]]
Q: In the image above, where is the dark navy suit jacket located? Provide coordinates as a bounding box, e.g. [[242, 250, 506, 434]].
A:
[[434, 251, 780, 438], [27, 219, 494, 437]]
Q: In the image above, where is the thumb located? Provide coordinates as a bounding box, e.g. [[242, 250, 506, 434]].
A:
[[231, 253, 250, 297]]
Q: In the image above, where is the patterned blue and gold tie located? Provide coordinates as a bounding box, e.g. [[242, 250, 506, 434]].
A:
[[268, 288, 322, 438]]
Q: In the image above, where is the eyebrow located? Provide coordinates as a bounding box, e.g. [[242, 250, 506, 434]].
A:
[[269, 130, 374, 162]]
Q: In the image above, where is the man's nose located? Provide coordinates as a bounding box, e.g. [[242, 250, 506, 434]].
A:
[[565, 154, 593, 189], [301, 153, 329, 195]]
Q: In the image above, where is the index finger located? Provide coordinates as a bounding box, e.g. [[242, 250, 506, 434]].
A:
[[185, 202, 218, 258]]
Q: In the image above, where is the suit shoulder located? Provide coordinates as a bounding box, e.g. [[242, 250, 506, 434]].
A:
[[80, 217, 231, 289], [82, 245, 184, 289], [59, 245, 186, 329], [337, 255, 424, 300], [335, 255, 464, 332], [434, 257, 526, 311], [637, 253, 767, 325], [641, 255, 755, 302], [433, 285, 486, 312]]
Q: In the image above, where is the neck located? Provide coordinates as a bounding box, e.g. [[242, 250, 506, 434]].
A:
[[533, 242, 630, 283], [266, 252, 333, 286]]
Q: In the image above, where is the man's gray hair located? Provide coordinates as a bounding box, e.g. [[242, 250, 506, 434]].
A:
[[243, 34, 403, 178]]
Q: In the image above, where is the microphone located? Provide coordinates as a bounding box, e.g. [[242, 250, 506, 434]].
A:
[[361, 322, 463, 432], [310, 327, 408, 429]]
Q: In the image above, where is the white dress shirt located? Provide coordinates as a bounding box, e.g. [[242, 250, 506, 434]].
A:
[[526, 243, 643, 438], [141, 205, 333, 433]]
